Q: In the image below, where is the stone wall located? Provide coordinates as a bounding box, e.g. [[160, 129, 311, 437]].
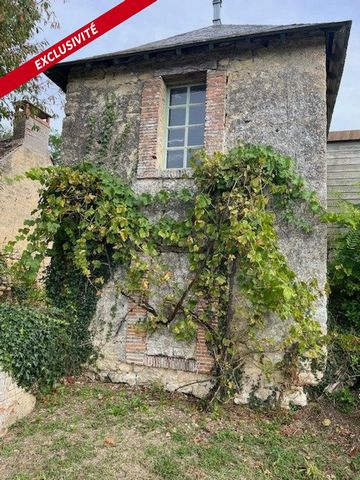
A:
[[0, 109, 51, 434], [0, 146, 51, 251], [224, 36, 328, 406], [0, 370, 35, 437], [61, 35, 328, 405]]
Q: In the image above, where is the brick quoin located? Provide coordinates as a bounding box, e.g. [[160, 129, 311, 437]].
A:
[[133, 71, 226, 373], [125, 301, 147, 365], [204, 70, 227, 155], [195, 327, 215, 374], [137, 77, 166, 178]]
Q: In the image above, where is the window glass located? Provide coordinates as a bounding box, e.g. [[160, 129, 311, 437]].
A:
[[187, 148, 201, 167], [169, 107, 186, 126], [170, 87, 187, 106], [165, 84, 206, 169], [167, 149, 184, 169], [168, 128, 185, 147], [188, 125, 204, 147], [189, 105, 205, 125], [190, 85, 206, 104]]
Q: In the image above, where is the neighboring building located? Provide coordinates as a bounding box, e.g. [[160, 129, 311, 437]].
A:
[[327, 130, 360, 209], [327, 130, 360, 239], [46, 20, 351, 406], [0, 101, 52, 436], [0, 101, 52, 249]]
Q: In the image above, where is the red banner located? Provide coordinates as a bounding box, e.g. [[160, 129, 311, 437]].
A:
[[0, 0, 157, 98]]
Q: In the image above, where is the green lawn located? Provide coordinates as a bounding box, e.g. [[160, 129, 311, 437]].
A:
[[0, 382, 359, 480]]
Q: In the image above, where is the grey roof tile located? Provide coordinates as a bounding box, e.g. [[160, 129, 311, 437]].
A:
[[74, 23, 319, 63]]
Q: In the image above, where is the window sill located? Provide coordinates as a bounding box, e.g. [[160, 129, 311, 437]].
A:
[[137, 168, 193, 180]]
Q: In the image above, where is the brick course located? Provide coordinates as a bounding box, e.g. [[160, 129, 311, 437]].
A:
[[196, 327, 215, 374]]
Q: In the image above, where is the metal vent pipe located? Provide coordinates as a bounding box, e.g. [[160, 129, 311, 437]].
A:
[[213, 0, 223, 25]]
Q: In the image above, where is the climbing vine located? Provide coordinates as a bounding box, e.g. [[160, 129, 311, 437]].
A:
[[3, 143, 329, 399]]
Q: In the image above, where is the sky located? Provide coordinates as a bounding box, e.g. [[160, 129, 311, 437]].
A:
[[41, 0, 360, 131]]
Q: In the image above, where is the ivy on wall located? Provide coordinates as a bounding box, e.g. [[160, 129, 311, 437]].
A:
[[0, 303, 71, 391], [85, 92, 130, 170], [2, 143, 335, 400]]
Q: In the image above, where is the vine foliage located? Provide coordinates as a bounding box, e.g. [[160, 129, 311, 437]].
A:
[[3, 144, 328, 398]]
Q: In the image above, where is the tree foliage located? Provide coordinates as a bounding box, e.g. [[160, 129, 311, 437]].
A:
[[0, 0, 58, 121], [49, 130, 62, 163]]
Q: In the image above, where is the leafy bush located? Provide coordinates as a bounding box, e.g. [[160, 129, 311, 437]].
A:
[[0, 303, 72, 391], [329, 217, 360, 332], [332, 385, 358, 413], [326, 203, 360, 404]]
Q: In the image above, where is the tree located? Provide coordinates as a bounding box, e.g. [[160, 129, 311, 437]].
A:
[[0, 127, 12, 141], [49, 130, 62, 163], [0, 0, 59, 122]]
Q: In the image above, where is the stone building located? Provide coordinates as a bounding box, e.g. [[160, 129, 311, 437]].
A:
[[46, 20, 351, 406], [0, 101, 52, 250], [0, 101, 52, 436]]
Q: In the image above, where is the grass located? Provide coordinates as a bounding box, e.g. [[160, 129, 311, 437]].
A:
[[0, 381, 359, 480]]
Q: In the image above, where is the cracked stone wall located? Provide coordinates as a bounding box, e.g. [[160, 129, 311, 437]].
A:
[[62, 35, 327, 405]]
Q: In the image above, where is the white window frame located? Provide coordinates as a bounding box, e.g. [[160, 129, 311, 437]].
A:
[[164, 83, 206, 169]]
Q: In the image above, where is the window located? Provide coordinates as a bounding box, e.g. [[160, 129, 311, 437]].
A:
[[165, 84, 206, 169]]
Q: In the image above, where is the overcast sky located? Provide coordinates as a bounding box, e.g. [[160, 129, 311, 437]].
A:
[[44, 0, 360, 131]]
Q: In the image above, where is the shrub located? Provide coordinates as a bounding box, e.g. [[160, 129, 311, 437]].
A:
[[326, 203, 360, 404], [0, 303, 72, 391]]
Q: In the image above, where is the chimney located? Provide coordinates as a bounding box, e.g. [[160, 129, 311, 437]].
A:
[[213, 0, 223, 25], [13, 101, 51, 157]]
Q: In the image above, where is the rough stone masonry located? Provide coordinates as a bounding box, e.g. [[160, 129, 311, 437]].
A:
[[0, 101, 52, 435], [45, 22, 351, 407]]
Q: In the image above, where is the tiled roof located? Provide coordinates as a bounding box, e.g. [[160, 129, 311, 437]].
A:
[[328, 130, 360, 142], [81, 23, 317, 60], [47, 22, 350, 68]]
